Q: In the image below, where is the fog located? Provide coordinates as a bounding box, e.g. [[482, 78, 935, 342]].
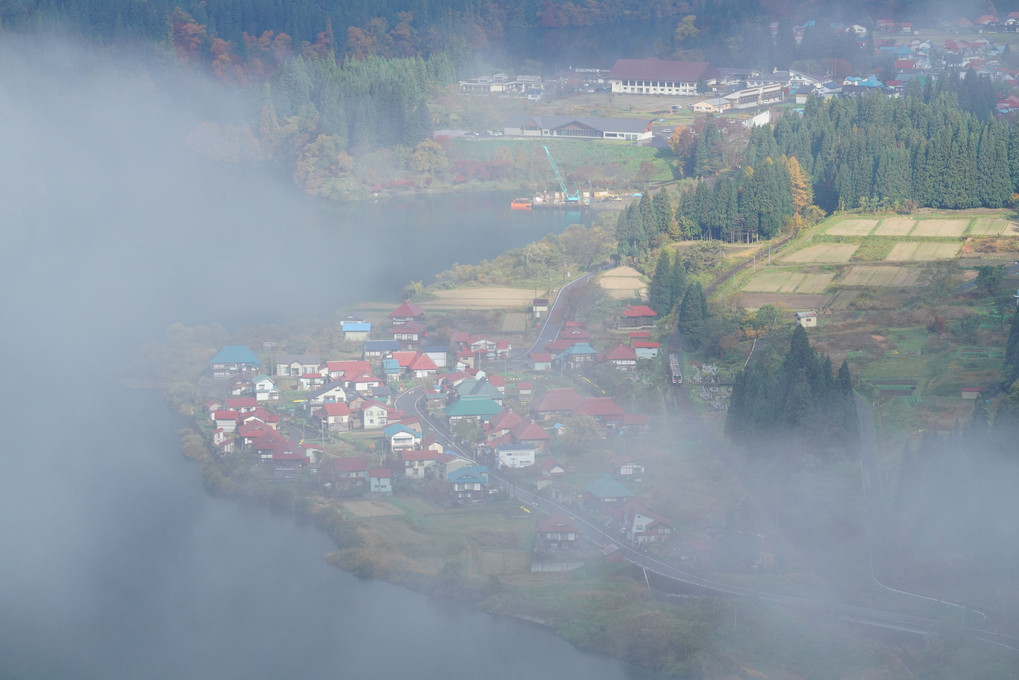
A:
[[0, 34, 652, 680]]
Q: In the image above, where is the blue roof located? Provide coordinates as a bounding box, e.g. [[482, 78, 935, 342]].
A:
[[210, 345, 259, 366], [342, 322, 372, 332], [382, 358, 401, 374], [558, 342, 597, 357], [422, 345, 448, 354], [383, 423, 417, 437], [449, 465, 489, 483]]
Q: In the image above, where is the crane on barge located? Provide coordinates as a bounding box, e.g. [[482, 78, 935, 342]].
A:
[[543, 145, 581, 203]]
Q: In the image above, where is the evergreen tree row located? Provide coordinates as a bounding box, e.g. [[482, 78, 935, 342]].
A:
[[259, 52, 452, 158], [726, 325, 858, 453], [672, 154, 804, 241], [615, 189, 678, 258], [758, 85, 1016, 213]]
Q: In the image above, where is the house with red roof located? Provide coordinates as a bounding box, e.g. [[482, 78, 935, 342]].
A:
[[620, 304, 657, 329], [212, 409, 240, 433], [516, 381, 533, 401], [530, 352, 553, 371], [393, 320, 427, 345], [633, 341, 660, 359], [510, 420, 551, 449], [532, 387, 585, 421], [572, 397, 627, 430], [359, 400, 390, 430], [327, 456, 369, 491], [402, 449, 445, 478], [406, 351, 438, 378], [390, 300, 425, 324], [312, 402, 351, 431], [237, 408, 280, 430], [225, 397, 257, 413], [536, 514, 579, 550], [604, 343, 638, 371]]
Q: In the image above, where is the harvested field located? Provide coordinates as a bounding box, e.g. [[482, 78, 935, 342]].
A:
[[826, 219, 877, 236], [885, 242, 961, 261], [599, 265, 647, 300], [501, 312, 526, 332], [421, 287, 535, 309], [743, 270, 833, 293], [910, 218, 968, 237], [969, 217, 1018, 236], [780, 244, 858, 263], [841, 265, 920, 287], [740, 292, 831, 311], [798, 273, 835, 293], [874, 217, 915, 236], [343, 500, 404, 518]]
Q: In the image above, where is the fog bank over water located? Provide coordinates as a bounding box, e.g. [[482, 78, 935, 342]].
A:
[[0, 35, 647, 680]]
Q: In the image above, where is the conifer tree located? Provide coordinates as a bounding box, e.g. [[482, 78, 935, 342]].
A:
[[648, 251, 674, 314], [678, 282, 706, 349]]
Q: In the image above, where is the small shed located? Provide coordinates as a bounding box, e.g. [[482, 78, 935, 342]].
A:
[[795, 311, 818, 328]]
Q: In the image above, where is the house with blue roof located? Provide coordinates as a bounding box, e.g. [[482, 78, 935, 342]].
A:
[[363, 340, 400, 360], [448, 465, 490, 500], [211, 345, 260, 378], [555, 342, 598, 370], [342, 321, 371, 341], [383, 423, 422, 454]]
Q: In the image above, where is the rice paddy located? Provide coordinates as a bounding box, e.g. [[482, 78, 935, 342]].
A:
[[885, 242, 961, 261], [841, 266, 921, 287], [780, 244, 858, 263]]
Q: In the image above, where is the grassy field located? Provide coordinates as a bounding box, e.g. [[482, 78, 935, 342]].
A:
[[742, 269, 834, 294]]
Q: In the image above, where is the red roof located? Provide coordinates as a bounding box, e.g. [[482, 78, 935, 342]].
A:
[[572, 397, 626, 418], [402, 449, 440, 462], [633, 341, 660, 349], [623, 304, 657, 318], [393, 350, 417, 367], [408, 352, 438, 371], [452, 331, 471, 344], [393, 320, 427, 334], [488, 375, 506, 387], [326, 359, 372, 377], [225, 397, 257, 409], [489, 408, 523, 431], [511, 420, 551, 441], [369, 468, 393, 478], [332, 456, 368, 473], [605, 343, 638, 361], [530, 352, 553, 362], [390, 300, 425, 318], [533, 387, 585, 413], [516, 381, 533, 390], [318, 403, 351, 416], [629, 331, 650, 339], [212, 410, 240, 420]]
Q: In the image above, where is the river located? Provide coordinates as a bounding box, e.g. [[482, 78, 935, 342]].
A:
[[0, 41, 664, 678]]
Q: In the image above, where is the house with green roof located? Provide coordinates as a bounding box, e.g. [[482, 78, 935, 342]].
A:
[[444, 395, 503, 426], [585, 474, 634, 508]]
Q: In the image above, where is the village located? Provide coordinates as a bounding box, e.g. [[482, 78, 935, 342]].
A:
[[195, 290, 701, 567]]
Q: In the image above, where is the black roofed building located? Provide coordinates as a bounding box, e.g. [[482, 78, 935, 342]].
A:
[[606, 58, 718, 96], [503, 115, 653, 142]]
